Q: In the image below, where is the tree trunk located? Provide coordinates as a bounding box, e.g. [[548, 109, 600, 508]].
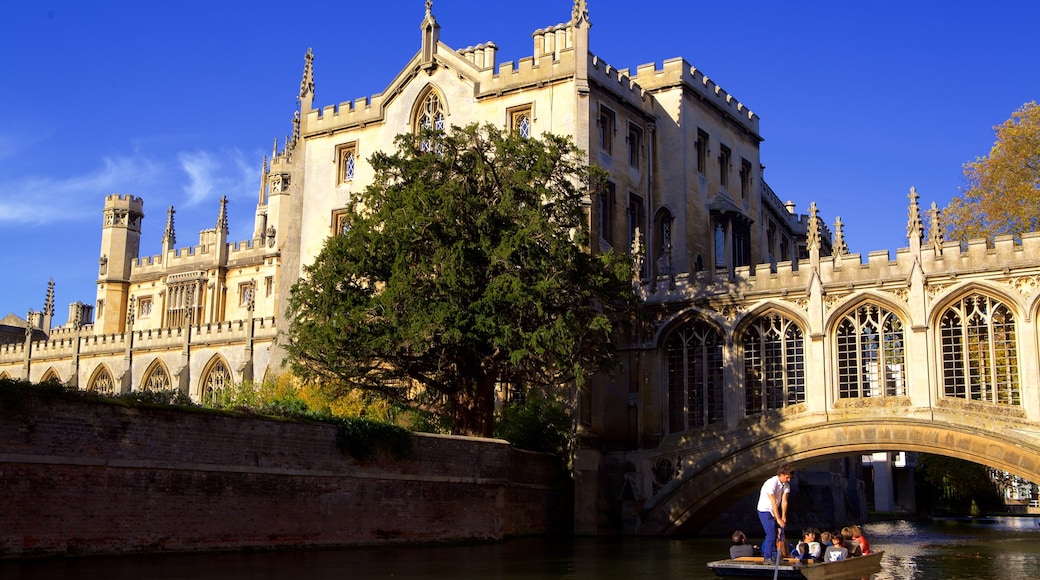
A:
[[450, 372, 497, 438]]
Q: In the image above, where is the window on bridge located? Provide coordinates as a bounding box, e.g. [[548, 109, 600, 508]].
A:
[[836, 304, 906, 398], [743, 314, 805, 414], [666, 319, 724, 432], [939, 293, 1020, 405]]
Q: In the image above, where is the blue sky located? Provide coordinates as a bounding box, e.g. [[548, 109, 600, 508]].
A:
[[2, 0, 1038, 325]]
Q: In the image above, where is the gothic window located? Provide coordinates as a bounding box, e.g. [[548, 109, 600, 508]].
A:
[[40, 368, 61, 384], [719, 144, 732, 189], [714, 222, 726, 268], [87, 365, 115, 395], [509, 105, 533, 138], [836, 304, 906, 398], [627, 193, 645, 255], [138, 296, 153, 319], [142, 361, 171, 392], [940, 293, 1019, 405], [740, 158, 753, 200], [666, 319, 724, 432], [598, 181, 616, 244], [238, 282, 255, 308], [265, 276, 274, 297], [696, 129, 709, 175], [201, 357, 233, 406], [628, 123, 643, 169], [415, 90, 445, 152], [331, 208, 350, 236], [336, 142, 358, 184], [598, 105, 615, 154], [165, 282, 203, 328], [655, 209, 673, 275], [743, 314, 805, 415]]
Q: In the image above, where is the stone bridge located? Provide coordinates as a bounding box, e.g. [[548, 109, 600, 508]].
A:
[[634, 402, 1040, 535]]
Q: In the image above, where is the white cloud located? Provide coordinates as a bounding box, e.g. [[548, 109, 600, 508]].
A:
[[0, 155, 167, 225], [177, 148, 258, 208]]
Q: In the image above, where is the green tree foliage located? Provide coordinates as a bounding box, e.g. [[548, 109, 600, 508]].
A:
[[494, 391, 573, 456], [945, 101, 1040, 242], [284, 123, 639, 437], [915, 454, 1005, 516]]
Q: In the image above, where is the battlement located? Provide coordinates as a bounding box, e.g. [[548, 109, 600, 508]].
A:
[[587, 55, 653, 110], [632, 58, 759, 134], [103, 194, 144, 209], [643, 229, 1040, 306]]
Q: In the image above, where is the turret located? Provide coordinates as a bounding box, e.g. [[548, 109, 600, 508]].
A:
[[95, 194, 144, 334]]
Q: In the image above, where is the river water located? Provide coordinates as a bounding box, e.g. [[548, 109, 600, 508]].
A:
[[2, 517, 1038, 579]]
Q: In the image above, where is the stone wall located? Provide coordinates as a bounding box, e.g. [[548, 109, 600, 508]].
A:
[[0, 395, 567, 557]]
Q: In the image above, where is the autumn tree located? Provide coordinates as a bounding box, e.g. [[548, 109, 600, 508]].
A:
[[945, 101, 1040, 242], [283, 124, 638, 437]]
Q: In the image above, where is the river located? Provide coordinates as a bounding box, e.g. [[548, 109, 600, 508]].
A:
[[1, 517, 1038, 579]]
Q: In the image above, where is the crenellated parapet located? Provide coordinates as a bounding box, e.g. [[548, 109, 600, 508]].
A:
[[632, 58, 759, 135], [642, 229, 1040, 307], [587, 55, 652, 111], [456, 41, 498, 70]]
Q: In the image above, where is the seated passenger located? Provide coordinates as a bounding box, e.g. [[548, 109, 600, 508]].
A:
[[841, 526, 863, 557], [824, 533, 849, 562], [849, 524, 871, 555], [729, 530, 760, 558]]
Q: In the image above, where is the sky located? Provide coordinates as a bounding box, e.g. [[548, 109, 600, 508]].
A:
[[2, 0, 1038, 325]]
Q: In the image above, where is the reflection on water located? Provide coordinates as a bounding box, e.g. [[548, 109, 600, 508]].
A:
[[1, 517, 1038, 579]]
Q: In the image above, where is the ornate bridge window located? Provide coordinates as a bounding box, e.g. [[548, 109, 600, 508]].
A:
[[142, 361, 171, 391], [836, 304, 906, 398], [666, 319, 724, 432], [200, 357, 233, 406], [743, 314, 805, 414], [939, 293, 1019, 405], [87, 365, 115, 394]]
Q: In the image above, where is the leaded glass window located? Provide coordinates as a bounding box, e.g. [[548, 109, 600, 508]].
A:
[[666, 319, 724, 432], [940, 294, 1019, 405], [836, 304, 906, 398], [743, 314, 805, 415], [201, 358, 233, 405], [89, 366, 115, 394], [143, 363, 171, 391]]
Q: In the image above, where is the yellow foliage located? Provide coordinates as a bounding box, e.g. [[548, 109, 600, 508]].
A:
[[946, 101, 1040, 242]]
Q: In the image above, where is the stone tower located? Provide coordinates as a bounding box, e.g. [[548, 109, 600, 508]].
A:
[[95, 194, 144, 334]]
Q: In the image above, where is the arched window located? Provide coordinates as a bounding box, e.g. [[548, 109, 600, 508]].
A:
[[142, 361, 171, 391], [87, 365, 116, 395], [940, 293, 1019, 405], [655, 209, 673, 277], [666, 319, 724, 432], [40, 368, 61, 384], [836, 304, 906, 398], [414, 90, 445, 151], [201, 357, 233, 406], [743, 314, 805, 415]]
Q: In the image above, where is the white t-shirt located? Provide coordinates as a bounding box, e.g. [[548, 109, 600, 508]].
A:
[[756, 474, 790, 513]]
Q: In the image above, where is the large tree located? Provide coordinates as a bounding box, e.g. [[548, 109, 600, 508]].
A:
[[945, 101, 1040, 242], [284, 124, 638, 437]]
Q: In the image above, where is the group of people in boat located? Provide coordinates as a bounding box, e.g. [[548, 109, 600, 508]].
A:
[[731, 462, 872, 563], [730, 525, 872, 563]]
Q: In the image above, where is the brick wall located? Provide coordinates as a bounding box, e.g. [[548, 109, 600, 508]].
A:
[[0, 396, 567, 557]]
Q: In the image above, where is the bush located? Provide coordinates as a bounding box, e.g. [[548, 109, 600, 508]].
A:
[[493, 391, 573, 456]]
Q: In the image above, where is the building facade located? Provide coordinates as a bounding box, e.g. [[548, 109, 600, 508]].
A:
[[12, 1, 1039, 534]]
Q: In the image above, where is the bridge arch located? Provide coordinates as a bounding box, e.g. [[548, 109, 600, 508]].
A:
[[824, 290, 911, 336], [638, 416, 1040, 536]]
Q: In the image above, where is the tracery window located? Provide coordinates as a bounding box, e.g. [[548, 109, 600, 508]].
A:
[[166, 280, 203, 328], [666, 319, 724, 432], [336, 143, 357, 184], [940, 293, 1019, 405], [201, 357, 233, 406], [743, 314, 805, 415], [836, 304, 906, 398], [142, 361, 171, 391], [88, 366, 115, 395], [415, 91, 445, 151], [509, 106, 533, 138]]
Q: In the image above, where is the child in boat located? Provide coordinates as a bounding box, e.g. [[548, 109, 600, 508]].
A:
[[791, 541, 810, 562], [824, 532, 849, 562], [801, 528, 822, 560], [729, 530, 760, 558], [841, 526, 863, 557], [849, 524, 871, 555]]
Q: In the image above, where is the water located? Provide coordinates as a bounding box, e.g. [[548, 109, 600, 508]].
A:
[[1, 517, 1038, 579]]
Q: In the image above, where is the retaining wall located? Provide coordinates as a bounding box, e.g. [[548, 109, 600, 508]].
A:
[[0, 395, 567, 557]]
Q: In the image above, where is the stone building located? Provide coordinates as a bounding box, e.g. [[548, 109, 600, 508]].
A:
[[10, 1, 1038, 534]]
